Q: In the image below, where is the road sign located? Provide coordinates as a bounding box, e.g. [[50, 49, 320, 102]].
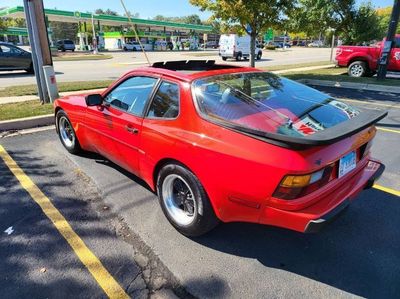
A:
[[74, 11, 81, 19], [264, 28, 274, 41]]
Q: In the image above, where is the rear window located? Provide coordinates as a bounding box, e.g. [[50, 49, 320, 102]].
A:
[[64, 40, 74, 44], [192, 72, 359, 138]]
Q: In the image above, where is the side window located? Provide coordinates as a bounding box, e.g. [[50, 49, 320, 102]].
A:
[[10, 46, 22, 54], [105, 76, 157, 115], [147, 81, 180, 119], [0, 45, 11, 53]]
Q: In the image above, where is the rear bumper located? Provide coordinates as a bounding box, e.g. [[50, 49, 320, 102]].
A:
[[259, 160, 384, 233]]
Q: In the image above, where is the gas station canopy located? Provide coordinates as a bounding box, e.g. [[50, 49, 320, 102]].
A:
[[0, 6, 213, 33]]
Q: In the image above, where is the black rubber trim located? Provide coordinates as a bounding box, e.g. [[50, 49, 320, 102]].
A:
[[364, 163, 385, 190], [304, 199, 350, 233], [206, 109, 387, 150]]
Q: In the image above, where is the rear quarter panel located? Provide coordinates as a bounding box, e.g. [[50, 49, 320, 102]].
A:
[[139, 79, 378, 223]]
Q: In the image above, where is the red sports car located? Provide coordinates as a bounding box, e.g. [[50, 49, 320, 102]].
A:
[[54, 60, 386, 236]]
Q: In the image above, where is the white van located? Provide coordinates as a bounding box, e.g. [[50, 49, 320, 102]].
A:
[[219, 34, 262, 61]]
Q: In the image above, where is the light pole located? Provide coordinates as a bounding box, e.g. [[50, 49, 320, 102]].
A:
[[377, 0, 400, 80], [328, 28, 336, 62], [91, 13, 98, 54]]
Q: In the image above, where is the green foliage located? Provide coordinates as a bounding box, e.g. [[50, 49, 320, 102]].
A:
[[344, 2, 383, 44], [377, 6, 400, 35], [152, 14, 203, 25], [190, 0, 295, 66], [51, 21, 79, 41], [289, 0, 388, 44]]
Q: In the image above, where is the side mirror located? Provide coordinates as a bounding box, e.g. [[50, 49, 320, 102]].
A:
[[85, 94, 103, 106]]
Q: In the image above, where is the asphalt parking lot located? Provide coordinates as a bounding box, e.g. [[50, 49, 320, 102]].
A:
[[0, 86, 399, 298]]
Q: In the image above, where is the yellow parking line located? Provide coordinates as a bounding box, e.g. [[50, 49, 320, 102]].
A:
[[373, 184, 400, 197], [377, 127, 400, 134], [0, 145, 129, 299]]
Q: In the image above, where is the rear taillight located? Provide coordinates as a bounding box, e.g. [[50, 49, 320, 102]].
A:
[[273, 165, 334, 200]]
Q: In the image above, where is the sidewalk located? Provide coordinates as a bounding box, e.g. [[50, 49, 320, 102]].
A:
[[0, 88, 106, 105]]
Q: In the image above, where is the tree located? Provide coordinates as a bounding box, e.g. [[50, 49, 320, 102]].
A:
[[184, 14, 202, 25], [51, 21, 78, 41], [349, 2, 383, 44], [377, 6, 400, 35], [152, 14, 202, 24], [190, 0, 295, 67]]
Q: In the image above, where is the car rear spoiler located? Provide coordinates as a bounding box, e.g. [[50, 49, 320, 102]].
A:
[[210, 109, 387, 150]]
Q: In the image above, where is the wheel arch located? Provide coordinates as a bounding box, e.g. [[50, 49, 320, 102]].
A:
[[151, 156, 222, 220], [347, 56, 372, 69], [152, 158, 192, 192]]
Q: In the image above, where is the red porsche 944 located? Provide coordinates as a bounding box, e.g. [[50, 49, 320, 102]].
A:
[[54, 60, 386, 236]]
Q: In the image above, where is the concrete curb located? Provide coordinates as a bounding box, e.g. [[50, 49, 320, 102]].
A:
[[0, 114, 54, 132], [298, 79, 400, 94]]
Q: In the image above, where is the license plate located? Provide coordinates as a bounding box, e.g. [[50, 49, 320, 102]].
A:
[[338, 151, 356, 178]]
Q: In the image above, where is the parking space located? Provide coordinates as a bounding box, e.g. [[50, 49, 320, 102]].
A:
[[0, 85, 399, 298], [0, 143, 146, 298]]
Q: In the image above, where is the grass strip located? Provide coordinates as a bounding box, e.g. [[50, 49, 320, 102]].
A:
[[0, 100, 53, 121], [0, 80, 113, 97], [52, 54, 113, 61]]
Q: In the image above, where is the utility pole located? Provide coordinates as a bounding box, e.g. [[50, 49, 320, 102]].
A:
[[23, 0, 58, 103], [377, 0, 400, 80]]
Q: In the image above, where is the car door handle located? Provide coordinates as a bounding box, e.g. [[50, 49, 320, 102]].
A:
[[125, 125, 139, 134]]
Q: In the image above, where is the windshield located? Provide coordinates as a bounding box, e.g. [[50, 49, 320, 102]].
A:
[[192, 72, 360, 138]]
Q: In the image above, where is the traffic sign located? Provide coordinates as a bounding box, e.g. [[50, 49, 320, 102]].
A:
[[264, 28, 274, 41]]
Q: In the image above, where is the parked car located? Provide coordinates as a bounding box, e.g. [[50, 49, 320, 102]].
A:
[[335, 35, 400, 77], [279, 42, 291, 48], [219, 34, 263, 61], [200, 41, 219, 49], [0, 42, 33, 73], [123, 41, 153, 51], [56, 39, 76, 52], [308, 40, 324, 47], [54, 60, 386, 237]]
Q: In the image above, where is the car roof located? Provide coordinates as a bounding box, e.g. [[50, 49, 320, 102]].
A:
[[127, 60, 262, 83]]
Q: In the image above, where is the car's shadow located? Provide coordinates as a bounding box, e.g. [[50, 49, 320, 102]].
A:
[[75, 151, 400, 298], [191, 188, 400, 298]]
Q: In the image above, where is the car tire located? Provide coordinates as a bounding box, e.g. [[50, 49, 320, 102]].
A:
[[256, 51, 262, 60], [348, 61, 367, 77], [62, 47, 66, 52], [236, 52, 242, 61], [132, 47, 137, 51], [56, 110, 81, 154], [26, 63, 34, 74], [72, 49, 75, 52], [123, 46, 128, 51], [222, 57, 227, 61], [157, 163, 219, 237]]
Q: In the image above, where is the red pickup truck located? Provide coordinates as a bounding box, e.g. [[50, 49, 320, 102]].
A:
[[335, 35, 400, 77]]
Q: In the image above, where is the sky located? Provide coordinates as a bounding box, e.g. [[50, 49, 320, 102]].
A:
[[1, 0, 396, 20]]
